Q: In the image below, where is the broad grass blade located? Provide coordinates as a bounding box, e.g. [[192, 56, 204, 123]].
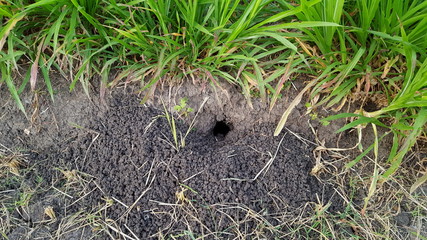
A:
[[270, 53, 295, 111], [1, 63, 27, 118], [381, 108, 427, 181], [0, 12, 26, 51]]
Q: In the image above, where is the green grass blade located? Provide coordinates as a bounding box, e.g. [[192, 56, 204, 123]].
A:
[[381, 108, 427, 181], [40, 61, 54, 102], [255, 32, 297, 52], [254, 21, 340, 33], [1, 63, 27, 117], [0, 12, 26, 51]]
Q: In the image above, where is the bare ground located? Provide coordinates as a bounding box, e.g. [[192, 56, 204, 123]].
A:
[[1, 75, 426, 239]]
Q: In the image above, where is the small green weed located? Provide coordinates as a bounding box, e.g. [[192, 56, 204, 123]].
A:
[[173, 97, 194, 118], [161, 97, 208, 151], [15, 191, 32, 207]]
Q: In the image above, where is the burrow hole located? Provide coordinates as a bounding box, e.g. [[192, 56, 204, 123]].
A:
[[213, 120, 232, 137]]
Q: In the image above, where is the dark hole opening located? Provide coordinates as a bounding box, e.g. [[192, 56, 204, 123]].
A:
[[362, 99, 380, 112], [213, 120, 231, 137]]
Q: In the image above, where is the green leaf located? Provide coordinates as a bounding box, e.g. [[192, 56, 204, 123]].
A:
[[1, 63, 27, 117], [381, 108, 427, 181], [254, 32, 297, 52]]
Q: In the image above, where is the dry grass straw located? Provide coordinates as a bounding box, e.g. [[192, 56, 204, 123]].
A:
[[0, 145, 27, 177], [49, 169, 123, 239], [0, 144, 121, 239], [0, 145, 27, 238], [304, 124, 427, 240]]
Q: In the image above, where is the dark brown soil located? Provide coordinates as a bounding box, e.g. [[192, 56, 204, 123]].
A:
[[24, 92, 339, 239], [1, 77, 353, 239], [2, 71, 426, 239]]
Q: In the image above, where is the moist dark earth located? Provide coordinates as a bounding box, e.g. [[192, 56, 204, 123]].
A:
[[1, 82, 344, 239], [2, 70, 426, 239], [27, 93, 338, 239]]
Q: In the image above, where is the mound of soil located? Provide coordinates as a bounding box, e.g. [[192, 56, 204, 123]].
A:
[[26, 92, 339, 239]]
